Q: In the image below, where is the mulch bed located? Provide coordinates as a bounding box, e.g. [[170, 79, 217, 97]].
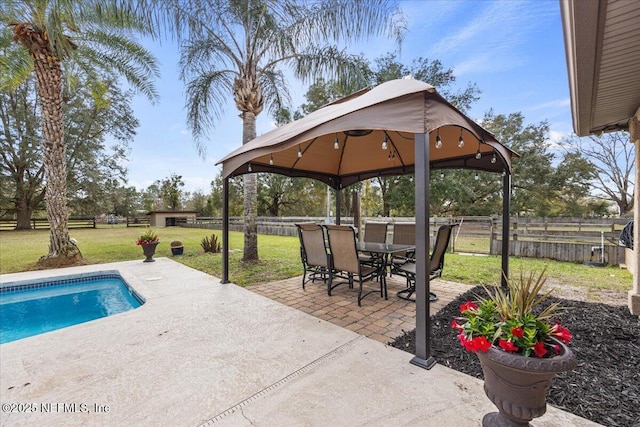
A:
[[389, 286, 640, 427]]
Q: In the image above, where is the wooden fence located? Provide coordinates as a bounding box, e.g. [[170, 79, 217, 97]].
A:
[[178, 216, 631, 265], [0, 217, 96, 231], [126, 217, 151, 227]]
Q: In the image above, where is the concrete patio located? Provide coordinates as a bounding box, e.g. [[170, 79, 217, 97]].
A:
[[0, 259, 599, 426]]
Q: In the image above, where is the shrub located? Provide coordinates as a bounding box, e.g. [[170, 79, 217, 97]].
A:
[[201, 234, 221, 253]]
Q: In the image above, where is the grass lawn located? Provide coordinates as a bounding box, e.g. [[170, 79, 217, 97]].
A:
[[0, 225, 632, 294]]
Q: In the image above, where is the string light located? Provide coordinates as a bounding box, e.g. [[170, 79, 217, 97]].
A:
[[248, 163, 252, 172], [491, 153, 497, 164], [474, 172, 479, 180], [440, 170, 444, 178], [475, 147, 482, 159], [334, 136, 339, 150], [297, 146, 302, 158], [381, 135, 388, 150], [435, 131, 442, 149], [269, 155, 274, 165], [458, 129, 464, 148]]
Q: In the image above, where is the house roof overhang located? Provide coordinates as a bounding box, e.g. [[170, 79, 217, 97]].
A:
[[560, 0, 640, 136]]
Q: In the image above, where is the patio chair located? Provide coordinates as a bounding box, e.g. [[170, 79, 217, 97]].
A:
[[325, 224, 385, 306], [396, 224, 458, 303], [296, 223, 330, 289], [359, 222, 389, 266], [390, 222, 416, 276]]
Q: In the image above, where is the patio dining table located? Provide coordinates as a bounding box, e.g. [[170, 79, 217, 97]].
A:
[[356, 242, 416, 299]]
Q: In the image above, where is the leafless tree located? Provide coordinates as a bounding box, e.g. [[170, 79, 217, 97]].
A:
[[565, 132, 634, 216]]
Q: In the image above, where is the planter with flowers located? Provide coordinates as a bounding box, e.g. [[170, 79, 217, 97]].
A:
[[136, 228, 160, 262], [452, 270, 576, 427], [170, 240, 184, 255]]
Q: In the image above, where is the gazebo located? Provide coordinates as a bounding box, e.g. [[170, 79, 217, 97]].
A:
[[217, 78, 518, 368]]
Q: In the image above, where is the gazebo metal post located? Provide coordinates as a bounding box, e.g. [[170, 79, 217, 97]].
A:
[[411, 132, 436, 370], [501, 171, 511, 289], [221, 177, 230, 284], [335, 188, 341, 225]]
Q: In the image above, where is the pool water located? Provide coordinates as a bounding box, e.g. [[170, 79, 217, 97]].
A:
[[0, 274, 144, 344]]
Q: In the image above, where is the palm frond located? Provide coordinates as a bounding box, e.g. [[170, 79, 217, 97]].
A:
[[179, 37, 239, 80], [0, 30, 33, 90], [74, 30, 159, 102], [258, 68, 290, 117], [291, 45, 371, 90], [184, 70, 234, 155], [284, 0, 405, 48]]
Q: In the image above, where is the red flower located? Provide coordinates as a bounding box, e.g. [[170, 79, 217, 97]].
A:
[[551, 323, 573, 344], [457, 334, 478, 352], [451, 320, 464, 331], [475, 336, 492, 352], [460, 301, 478, 312], [533, 342, 547, 357], [511, 327, 524, 338], [498, 339, 519, 352], [457, 333, 467, 346]]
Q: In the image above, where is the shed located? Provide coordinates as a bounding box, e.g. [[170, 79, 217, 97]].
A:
[[148, 210, 198, 227]]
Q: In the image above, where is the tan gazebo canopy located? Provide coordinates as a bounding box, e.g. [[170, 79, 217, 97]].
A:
[[217, 78, 518, 369], [218, 79, 516, 187]]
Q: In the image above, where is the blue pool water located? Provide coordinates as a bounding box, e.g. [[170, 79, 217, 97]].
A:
[[0, 273, 144, 344]]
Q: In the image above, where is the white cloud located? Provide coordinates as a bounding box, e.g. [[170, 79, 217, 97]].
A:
[[426, 1, 552, 76], [528, 98, 571, 111]]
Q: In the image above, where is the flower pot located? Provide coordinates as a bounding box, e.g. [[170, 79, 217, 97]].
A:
[[171, 246, 183, 256], [477, 337, 576, 427], [142, 241, 159, 262]]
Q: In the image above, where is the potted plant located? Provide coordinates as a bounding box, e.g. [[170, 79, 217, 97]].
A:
[[136, 227, 159, 262], [170, 240, 184, 255], [452, 269, 576, 427]]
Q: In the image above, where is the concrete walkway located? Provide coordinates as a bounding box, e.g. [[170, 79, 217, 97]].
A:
[[0, 259, 599, 426]]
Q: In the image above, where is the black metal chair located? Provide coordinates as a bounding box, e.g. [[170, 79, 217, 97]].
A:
[[296, 223, 329, 289], [325, 224, 385, 306], [358, 222, 389, 267], [389, 222, 416, 276], [396, 224, 458, 303]]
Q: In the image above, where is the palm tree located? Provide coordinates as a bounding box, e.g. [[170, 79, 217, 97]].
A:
[[2, 0, 159, 266], [178, 0, 404, 261]]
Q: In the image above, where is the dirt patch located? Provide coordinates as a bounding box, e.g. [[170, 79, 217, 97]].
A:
[[390, 287, 640, 427]]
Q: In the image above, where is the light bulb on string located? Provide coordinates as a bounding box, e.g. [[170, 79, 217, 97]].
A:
[[475, 148, 482, 159], [491, 154, 497, 164], [334, 136, 339, 150], [297, 146, 302, 158], [381, 135, 388, 150], [248, 163, 252, 172], [474, 172, 479, 180], [458, 129, 464, 148], [435, 132, 442, 149], [269, 155, 274, 165], [440, 170, 444, 179]]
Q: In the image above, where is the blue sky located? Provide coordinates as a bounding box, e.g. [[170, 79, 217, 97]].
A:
[[122, 0, 571, 194]]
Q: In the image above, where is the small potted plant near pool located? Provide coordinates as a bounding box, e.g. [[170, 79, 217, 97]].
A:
[[452, 270, 576, 427], [136, 227, 159, 262], [170, 240, 184, 255]]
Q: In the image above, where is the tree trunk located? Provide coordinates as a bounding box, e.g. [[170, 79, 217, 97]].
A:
[[31, 47, 81, 264], [15, 198, 34, 230], [242, 111, 258, 261]]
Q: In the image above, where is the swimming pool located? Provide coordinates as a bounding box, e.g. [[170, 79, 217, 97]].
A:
[[0, 272, 144, 344]]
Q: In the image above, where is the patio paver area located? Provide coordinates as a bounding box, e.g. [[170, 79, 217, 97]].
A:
[[249, 275, 474, 344]]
